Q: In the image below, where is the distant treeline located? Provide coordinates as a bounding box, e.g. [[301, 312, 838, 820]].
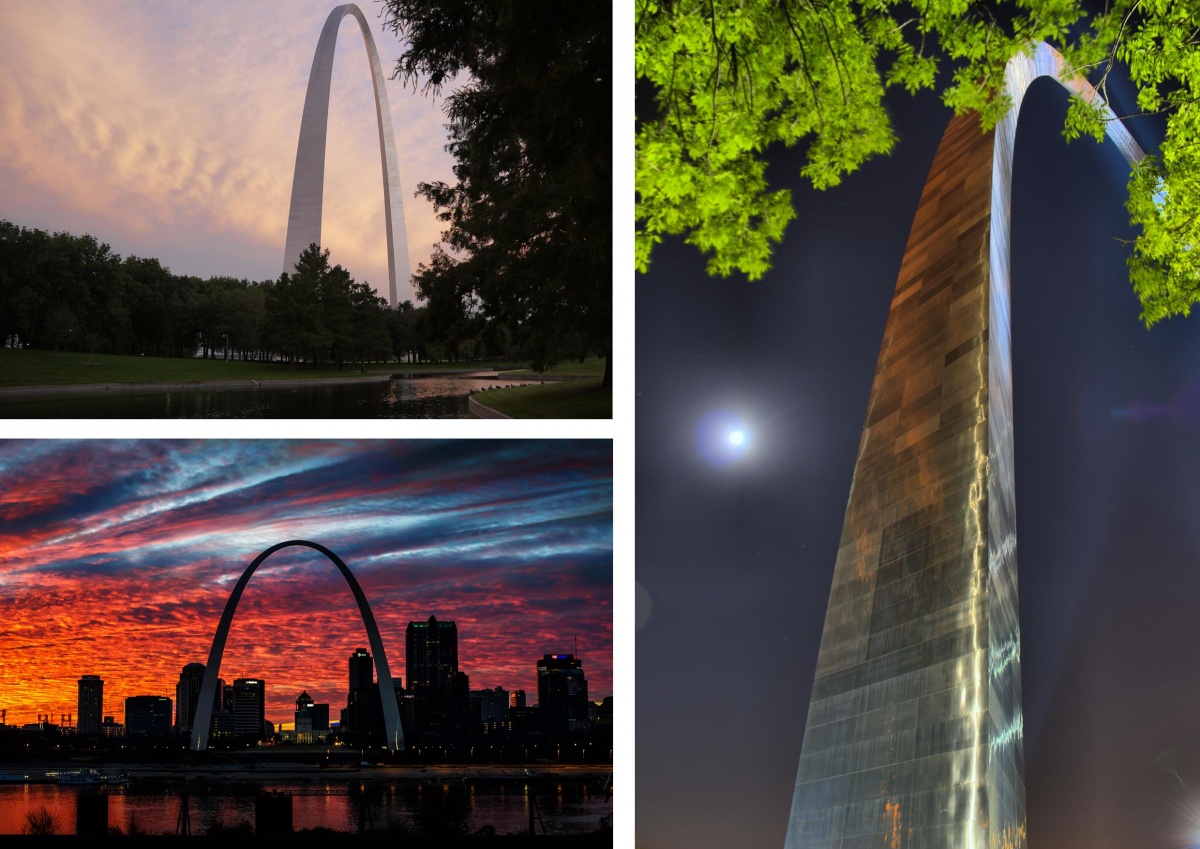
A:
[[0, 220, 530, 366]]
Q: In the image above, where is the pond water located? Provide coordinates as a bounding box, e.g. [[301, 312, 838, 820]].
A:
[[0, 775, 610, 836], [0, 373, 532, 418]]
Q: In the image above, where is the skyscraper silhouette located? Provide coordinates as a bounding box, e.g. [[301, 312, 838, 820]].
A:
[[175, 662, 206, 735], [406, 616, 458, 688], [77, 675, 103, 737]]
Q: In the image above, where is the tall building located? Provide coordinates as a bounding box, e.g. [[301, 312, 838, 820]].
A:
[[125, 696, 172, 736], [473, 686, 509, 734], [175, 663, 206, 735], [77, 675, 103, 737], [406, 616, 459, 736], [537, 654, 589, 735], [406, 616, 458, 689], [232, 678, 265, 740], [349, 647, 374, 692], [346, 648, 379, 738]]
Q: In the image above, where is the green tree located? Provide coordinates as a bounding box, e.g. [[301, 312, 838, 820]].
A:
[[265, 244, 334, 365], [383, 0, 612, 384], [637, 0, 1200, 325]]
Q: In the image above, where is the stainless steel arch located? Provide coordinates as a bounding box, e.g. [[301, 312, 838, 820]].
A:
[[785, 43, 1143, 848], [188, 540, 404, 753], [282, 3, 411, 308]]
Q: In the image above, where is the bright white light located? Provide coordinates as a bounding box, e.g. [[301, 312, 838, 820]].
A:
[[696, 410, 752, 466]]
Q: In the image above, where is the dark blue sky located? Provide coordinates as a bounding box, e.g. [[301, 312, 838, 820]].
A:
[[637, 72, 1200, 849]]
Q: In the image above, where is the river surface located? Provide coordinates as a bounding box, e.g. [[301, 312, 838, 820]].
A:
[[0, 775, 610, 836], [0, 373, 532, 418]]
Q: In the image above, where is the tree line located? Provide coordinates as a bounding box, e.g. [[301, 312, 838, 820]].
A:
[[0, 220, 557, 367]]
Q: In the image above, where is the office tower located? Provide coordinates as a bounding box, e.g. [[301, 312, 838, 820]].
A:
[[475, 686, 509, 734], [406, 616, 458, 688], [510, 689, 526, 710], [349, 647, 374, 692], [77, 675, 103, 737], [232, 678, 265, 740], [125, 696, 172, 736], [537, 654, 589, 734], [175, 662, 206, 734], [346, 648, 377, 737]]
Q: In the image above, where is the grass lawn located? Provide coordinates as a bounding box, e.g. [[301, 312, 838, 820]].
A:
[[503, 356, 608, 378], [0, 348, 524, 387], [474, 377, 611, 418]]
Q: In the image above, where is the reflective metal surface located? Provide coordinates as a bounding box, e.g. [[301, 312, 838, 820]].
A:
[[785, 43, 1143, 849], [283, 4, 412, 307]]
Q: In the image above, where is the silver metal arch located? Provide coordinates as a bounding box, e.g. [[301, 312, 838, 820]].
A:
[[188, 540, 404, 753], [282, 3, 411, 308], [784, 43, 1146, 849]]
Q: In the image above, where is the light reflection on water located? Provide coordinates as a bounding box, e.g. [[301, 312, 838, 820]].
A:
[[0, 373, 538, 419], [0, 778, 610, 836]]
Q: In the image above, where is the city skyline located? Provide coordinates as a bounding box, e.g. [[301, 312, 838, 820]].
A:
[[0, 440, 613, 727], [49, 633, 606, 733]]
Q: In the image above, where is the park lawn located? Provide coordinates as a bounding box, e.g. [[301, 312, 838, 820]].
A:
[[0, 349, 523, 387], [475, 377, 611, 418], [503, 356, 608, 378]]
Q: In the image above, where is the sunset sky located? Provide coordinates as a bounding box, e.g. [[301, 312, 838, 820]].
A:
[[0, 440, 613, 727], [0, 1, 459, 304]]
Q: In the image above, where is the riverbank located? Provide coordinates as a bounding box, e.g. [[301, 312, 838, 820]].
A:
[[7, 763, 610, 783]]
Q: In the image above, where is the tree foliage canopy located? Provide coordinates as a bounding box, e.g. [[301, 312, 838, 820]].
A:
[[636, 0, 1200, 325], [383, 0, 611, 377]]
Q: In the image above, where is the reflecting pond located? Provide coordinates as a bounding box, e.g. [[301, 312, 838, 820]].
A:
[[0, 373, 535, 418]]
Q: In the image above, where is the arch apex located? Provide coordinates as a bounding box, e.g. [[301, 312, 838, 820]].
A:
[[189, 539, 404, 754]]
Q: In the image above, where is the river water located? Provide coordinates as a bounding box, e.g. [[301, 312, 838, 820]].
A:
[[0, 775, 610, 836], [0, 373, 534, 418]]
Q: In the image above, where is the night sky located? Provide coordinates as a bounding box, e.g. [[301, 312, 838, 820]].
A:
[[0, 440, 612, 728], [636, 73, 1200, 849]]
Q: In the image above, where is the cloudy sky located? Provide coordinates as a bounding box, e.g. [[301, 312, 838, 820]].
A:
[[0, 1, 458, 304], [0, 440, 613, 726]]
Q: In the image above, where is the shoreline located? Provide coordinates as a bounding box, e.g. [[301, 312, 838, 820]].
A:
[[0, 373, 392, 399], [6, 763, 610, 783], [0, 368, 574, 400]]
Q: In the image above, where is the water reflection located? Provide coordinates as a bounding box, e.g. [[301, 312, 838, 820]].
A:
[[0, 373, 537, 419], [0, 777, 610, 836]]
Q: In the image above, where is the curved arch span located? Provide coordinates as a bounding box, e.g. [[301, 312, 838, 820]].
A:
[[189, 540, 403, 753], [283, 3, 411, 308], [785, 44, 1145, 848]]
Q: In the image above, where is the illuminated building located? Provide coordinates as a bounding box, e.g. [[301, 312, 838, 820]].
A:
[[77, 675, 103, 737], [783, 43, 1143, 849]]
